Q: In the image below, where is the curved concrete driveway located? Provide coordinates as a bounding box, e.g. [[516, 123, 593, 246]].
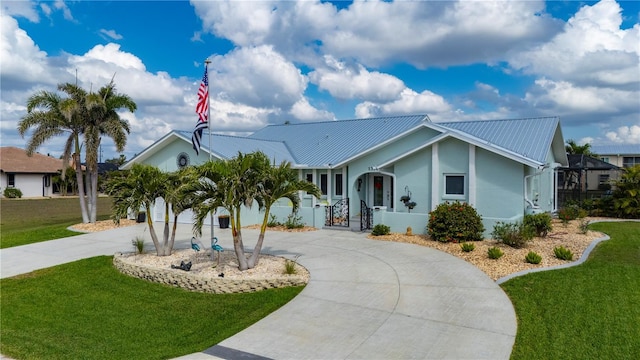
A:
[[1, 225, 516, 359]]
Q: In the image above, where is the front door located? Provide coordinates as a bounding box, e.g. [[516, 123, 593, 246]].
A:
[[370, 174, 393, 209]]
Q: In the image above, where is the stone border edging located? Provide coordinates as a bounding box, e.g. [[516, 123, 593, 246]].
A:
[[113, 253, 308, 294], [495, 219, 638, 284]]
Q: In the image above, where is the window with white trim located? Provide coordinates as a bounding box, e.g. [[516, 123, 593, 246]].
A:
[[305, 173, 313, 195], [335, 173, 343, 196], [444, 174, 465, 197]]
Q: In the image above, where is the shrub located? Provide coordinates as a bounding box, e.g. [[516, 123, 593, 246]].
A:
[[460, 242, 475, 252], [487, 247, 504, 259], [578, 219, 590, 234], [284, 212, 305, 229], [613, 165, 640, 218], [371, 224, 391, 236], [131, 237, 145, 254], [3, 187, 22, 198], [525, 251, 542, 264], [523, 213, 552, 237], [427, 201, 484, 243], [553, 246, 574, 261], [267, 214, 280, 227], [557, 204, 587, 224], [283, 255, 300, 275], [491, 222, 534, 248]]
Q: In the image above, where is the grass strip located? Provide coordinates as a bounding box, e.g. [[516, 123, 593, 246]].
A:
[[502, 221, 640, 360], [1, 197, 113, 248], [0, 256, 303, 360]]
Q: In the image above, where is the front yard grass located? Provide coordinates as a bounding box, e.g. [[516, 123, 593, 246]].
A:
[[502, 221, 640, 360], [0, 256, 303, 360], [0, 197, 113, 248]]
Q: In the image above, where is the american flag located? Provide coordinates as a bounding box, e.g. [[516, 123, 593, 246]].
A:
[[192, 65, 209, 155]]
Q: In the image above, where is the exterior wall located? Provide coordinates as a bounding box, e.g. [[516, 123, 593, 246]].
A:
[[475, 148, 525, 232], [436, 138, 469, 205], [393, 147, 432, 214], [1, 173, 55, 197], [143, 139, 211, 172]]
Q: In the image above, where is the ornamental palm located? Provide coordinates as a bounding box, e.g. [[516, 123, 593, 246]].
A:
[[247, 158, 320, 268], [18, 83, 90, 222]]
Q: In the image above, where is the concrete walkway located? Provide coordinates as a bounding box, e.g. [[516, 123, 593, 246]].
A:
[[1, 224, 516, 359]]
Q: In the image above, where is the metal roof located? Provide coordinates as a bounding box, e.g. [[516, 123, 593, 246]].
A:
[[591, 144, 640, 156], [174, 131, 296, 165], [437, 117, 560, 164], [249, 115, 429, 167]]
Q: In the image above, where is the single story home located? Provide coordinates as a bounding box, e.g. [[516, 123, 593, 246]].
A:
[[122, 115, 568, 234], [0, 147, 63, 197]]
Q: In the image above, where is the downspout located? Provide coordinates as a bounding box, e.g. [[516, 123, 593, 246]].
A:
[[524, 164, 550, 213]]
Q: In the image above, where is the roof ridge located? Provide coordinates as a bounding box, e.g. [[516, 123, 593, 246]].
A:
[[263, 114, 428, 128], [438, 116, 558, 124]]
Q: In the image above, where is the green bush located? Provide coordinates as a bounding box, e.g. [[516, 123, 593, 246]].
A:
[[284, 212, 305, 229], [553, 246, 574, 261], [131, 237, 145, 254], [525, 251, 542, 264], [487, 246, 504, 259], [267, 214, 281, 227], [3, 187, 23, 198], [578, 219, 590, 234], [427, 201, 484, 243], [523, 213, 552, 237], [460, 242, 475, 252], [557, 204, 587, 224], [491, 221, 534, 248], [371, 224, 391, 236], [613, 165, 640, 218]]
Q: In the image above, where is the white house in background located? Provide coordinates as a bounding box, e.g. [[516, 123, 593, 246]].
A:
[[591, 144, 640, 168], [0, 147, 63, 197], [122, 115, 568, 234]]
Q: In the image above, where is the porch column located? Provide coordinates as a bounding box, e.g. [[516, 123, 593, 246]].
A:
[[469, 144, 476, 207], [326, 168, 332, 206], [431, 142, 439, 210], [342, 166, 348, 200]]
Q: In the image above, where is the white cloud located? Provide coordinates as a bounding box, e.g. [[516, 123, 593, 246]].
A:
[[209, 45, 307, 109], [606, 125, 640, 144], [0, 14, 51, 86], [1, 1, 40, 22], [309, 56, 405, 101], [53, 0, 73, 21], [99, 29, 123, 40], [509, 0, 639, 89], [289, 98, 334, 122], [355, 88, 452, 118]]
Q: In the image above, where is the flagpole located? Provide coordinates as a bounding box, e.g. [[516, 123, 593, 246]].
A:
[[204, 58, 215, 250]]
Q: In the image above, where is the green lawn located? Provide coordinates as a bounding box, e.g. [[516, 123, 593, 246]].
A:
[[0, 197, 113, 248], [502, 221, 640, 360], [0, 256, 303, 360]]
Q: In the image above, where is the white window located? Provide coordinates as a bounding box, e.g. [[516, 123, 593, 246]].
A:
[[444, 174, 465, 198], [320, 174, 328, 195], [7, 173, 15, 188]]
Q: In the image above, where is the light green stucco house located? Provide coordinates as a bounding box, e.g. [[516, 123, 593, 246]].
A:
[[122, 115, 568, 234]]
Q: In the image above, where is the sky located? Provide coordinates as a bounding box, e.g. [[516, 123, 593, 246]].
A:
[[1, 0, 639, 161]]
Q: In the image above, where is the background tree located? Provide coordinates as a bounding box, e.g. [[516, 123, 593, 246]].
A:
[[18, 83, 89, 222], [565, 139, 597, 156], [192, 152, 320, 271], [84, 81, 135, 223], [613, 165, 640, 218], [105, 154, 127, 167]]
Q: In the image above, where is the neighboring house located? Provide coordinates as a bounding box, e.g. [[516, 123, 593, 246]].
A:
[[0, 147, 63, 197], [122, 115, 568, 234], [591, 144, 640, 168], [557, 154, 621, 206]]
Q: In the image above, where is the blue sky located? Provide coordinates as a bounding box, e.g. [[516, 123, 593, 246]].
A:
[[1, 0, 639, 161]]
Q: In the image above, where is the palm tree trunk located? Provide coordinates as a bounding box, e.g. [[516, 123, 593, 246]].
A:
[[247, 209, 271, 268], [89, 168, 99, 222], [145, 205, 162, 256], [74, 152, 89, 223], [162, 201, 170, 256], [169, 214, 178, 255], [231, 210, 249, 270]]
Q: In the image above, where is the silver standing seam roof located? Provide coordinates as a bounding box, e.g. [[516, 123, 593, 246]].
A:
[[591, 144, 640, 156], [129, 115, 563, 169]]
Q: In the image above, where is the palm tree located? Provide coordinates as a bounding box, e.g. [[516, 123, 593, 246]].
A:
[[192, 152, 320, 271], [106, 163, 188, 256], [18, 83, 90, 222], [247, 158, 320, 268], [565, 139, 597, 156], [84, 80, 136, 223]]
